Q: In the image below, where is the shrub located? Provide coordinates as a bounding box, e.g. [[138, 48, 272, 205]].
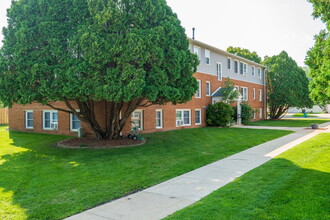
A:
[[206, 102, 234, 127], [233, 103, 254, 125]]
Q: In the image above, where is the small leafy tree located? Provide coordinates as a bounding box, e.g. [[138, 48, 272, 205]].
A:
[[0, 0, 198, 140], [206, 102, 234, 127], [222, 78, 239, 103], [227, 46, 262, 64], [263, 51, 313, 119]]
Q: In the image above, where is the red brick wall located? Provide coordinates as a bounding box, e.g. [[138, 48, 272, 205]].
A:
[[8, 72, 266, 137]]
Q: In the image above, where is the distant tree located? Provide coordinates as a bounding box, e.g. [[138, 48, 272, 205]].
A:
[[222, 78, 239, 104], [264, 51, 313, 119], [226, 46, 262, 63], [305, 0, 330, 105], [0, 0, 198, 140]]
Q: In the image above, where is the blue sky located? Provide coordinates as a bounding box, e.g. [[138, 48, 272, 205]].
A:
[[0, 0, 326, 66]]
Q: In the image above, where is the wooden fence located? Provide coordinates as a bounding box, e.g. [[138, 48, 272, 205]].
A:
[[0, 108, 9, 124]]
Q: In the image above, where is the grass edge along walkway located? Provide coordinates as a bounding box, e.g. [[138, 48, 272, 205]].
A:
[[249, 119, 330, 127], [166, 132, 330, 220], [0, 126, 291, 220]]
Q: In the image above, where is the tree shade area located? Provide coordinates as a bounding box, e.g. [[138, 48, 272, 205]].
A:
[[305, 0, 330, 105], [0, 0, 198, 140], [263, 51, 313, 119]]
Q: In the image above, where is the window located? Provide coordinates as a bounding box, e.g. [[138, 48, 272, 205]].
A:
[[25, 110, 33, 129], [227, 58, 231, 70], [240, 87, 248, 101], [206, 81, 211, 96], [176, 110, 191, 126], [216, 63, 222, 81], [258, 68, 261, 79], [253, 109, 256, 119], [194, 46, 201, 62], [195, 109, 201, 125], [253, 88, 256, 99], [259, 89, 262, 101], [205, 49, 210, 64], [70, 113, 81, 131], [156, 109, 163, 129], [259, 108, 263, 119], [195, 79, 201, 98], [252, 66, 255, 76], [43, 110, 58, 130], [131, 110, 143, 130], [243, 63, 248, 75], [260, 69, 263, 79], [234, 60, 238, 73], [239, 62, 243, 74]]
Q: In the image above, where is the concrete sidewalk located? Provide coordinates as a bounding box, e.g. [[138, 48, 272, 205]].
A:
[[66, 123, 329, 220]]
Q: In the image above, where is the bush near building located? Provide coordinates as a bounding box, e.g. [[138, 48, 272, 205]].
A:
[[206, 102, 234, 127]]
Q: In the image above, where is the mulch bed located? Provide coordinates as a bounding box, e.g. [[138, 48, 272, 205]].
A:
[[56, 137, 146, 149]]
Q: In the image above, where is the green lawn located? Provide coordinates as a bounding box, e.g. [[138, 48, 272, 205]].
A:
[[249, 119, 330, 127], [0, 126, 291, 219], [292, 113, 317, 117], [166, 133, 330, 220]]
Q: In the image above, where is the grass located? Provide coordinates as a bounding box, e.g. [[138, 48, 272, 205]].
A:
[[292, 113, 317, 117], [166, 133, 330, 220], [249, 119, 330, 127], [0, 126, 291, 219]]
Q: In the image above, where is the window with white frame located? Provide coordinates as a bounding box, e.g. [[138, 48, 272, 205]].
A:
[[253, 109, 256, 119], [234, 60, 238, 73], [176, 110, 191, 127], [260, 69, 263, 79], [216, 63, 222, 80], [43, 110, 58, 130], [205, 49, 210, 64], [194, 46, 201, 62], [243, 63, 248, 75], [206, 81, 211, 96], [239, 62, 243, 74], [240, 87, 248, 101], [252, 66, 255, 76], [70, 113, 81, 131], [195, 79, 201, 98], [227, 58, 231, 70], [259, 89, 262, 101], [195, 109, 201, 125], [25, 110, 34, 129], [253, 88, 256, 99], [131, 110, 143, 129], [156, 109, 163, 129], [259, 108, 263, 119], [258, 68, 261, 79]]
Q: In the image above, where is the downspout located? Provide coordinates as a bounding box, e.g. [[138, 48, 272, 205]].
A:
[[264, 67, 268, 120]]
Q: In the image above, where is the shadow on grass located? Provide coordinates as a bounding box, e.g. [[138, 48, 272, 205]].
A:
[[166, 158, 330, 219], [1, 127, 293, 219]]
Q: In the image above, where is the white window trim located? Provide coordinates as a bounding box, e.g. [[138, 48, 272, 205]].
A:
[[25, 110, 34, 129], [217, 62, 222, 81], [195, 79, 202, 98], [70, 111, 81, 132], [252, 65, 255, 76], [156, 109, 163, 129], [259, 108, 263, 119], [259, 89, 263, 101], [253, 88, 256, 99], [253, 109, 256, 119], [195, 109, 202, 125], [176, 109, 191, 127], [227, 57, 232, 70], [132, 109, 144, 130], [258, 68, 261, 79], [206, 81, 211, 96], [205, 49, 210, 65], [241, 87, 248, 101], [43, 110, 58, 130], [234, 60, 239, 74], [241, 62, 248, 75]]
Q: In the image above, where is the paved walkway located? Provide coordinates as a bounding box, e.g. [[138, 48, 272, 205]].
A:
[[283, 113, 330, 119], [66, 123, 330, 220]]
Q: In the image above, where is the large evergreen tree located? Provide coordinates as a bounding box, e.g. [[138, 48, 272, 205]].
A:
[[305, 0, 330, 105], [0, 0, 198, 139], [264, 51, 313, 119]]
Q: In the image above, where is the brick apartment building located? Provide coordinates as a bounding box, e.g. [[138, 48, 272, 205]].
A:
[[9, 38, 267, 137]]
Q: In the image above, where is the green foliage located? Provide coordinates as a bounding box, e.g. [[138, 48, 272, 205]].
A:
[[222, 78, 239, 103], [206, 102, 234, 127], [233, 102, 254, 125], [0, 0, 198, 139], [0, 126, 291, 219], [226, 46, 262, 63], [263, 51, 313, 119]]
